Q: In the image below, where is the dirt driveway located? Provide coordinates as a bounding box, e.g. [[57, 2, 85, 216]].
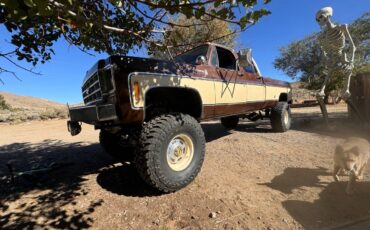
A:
[[1, 104, 370, 230]]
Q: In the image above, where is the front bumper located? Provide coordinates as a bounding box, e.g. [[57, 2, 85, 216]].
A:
[[67, 104, 118, 136], [68, 104, 117, 123]]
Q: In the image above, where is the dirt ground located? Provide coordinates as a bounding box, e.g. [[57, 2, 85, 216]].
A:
[[1, 104, 370, 230]]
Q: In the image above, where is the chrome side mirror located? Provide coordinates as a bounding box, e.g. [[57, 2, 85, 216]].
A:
[[238, 48, 253, 67], [195, 55, 207, 65]]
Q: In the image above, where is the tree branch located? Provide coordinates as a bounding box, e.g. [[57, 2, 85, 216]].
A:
[[0, 67, 22, 84], [62, 33, 95, 56], [49, 0, 254, 49], [0, 53, 41, 75], [134, 0, 218, 9], [127, 0, 206, 29], [50, 0, 166, 45], [167, 23, 251, 50]]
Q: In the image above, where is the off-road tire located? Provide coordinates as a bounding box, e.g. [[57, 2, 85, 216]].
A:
[[270, 102, 291, 132], [221, 116, 239, 130], [99, 130, 134, 162], [135, 113, 205, 193]]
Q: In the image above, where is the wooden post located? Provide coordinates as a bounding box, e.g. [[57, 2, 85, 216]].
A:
[[349, 73, 370, 123]]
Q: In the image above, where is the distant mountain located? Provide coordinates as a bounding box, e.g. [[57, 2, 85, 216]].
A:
[[0, 91, 65, 111], [0, 91, 67, 123]]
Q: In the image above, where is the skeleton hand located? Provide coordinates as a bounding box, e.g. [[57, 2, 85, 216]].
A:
[[316, 90, 325, 98], [322, 66, 329, 75], [343, 61, 354, 71], [342, 90, 351, 101]]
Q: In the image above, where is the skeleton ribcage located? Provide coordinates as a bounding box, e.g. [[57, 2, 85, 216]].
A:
[[318, 27, 345, 60]]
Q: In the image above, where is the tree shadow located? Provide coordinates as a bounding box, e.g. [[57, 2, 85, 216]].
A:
[[235, 120, 274, 133], [262, 166, 370, 229], [283, 181, 370, 229], [201, 122, 232, 142], [0, 140, 111, 229], [260, 167, 331, 194], [96, 163, 162, 197]]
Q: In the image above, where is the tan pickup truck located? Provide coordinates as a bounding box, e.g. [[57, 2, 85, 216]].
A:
[[68, 43, 292, 192]]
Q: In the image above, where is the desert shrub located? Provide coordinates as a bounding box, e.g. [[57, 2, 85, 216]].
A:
[[40, 108, 57, 120], [40, 108, 68, 120], [0, 111, 11, 122], [0, 94, 11, 110], [54, 108, 68, 119], [0, 106, 68, 123]]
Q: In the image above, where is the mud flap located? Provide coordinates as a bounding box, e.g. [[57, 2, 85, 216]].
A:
[[67, 120, 82, 136]]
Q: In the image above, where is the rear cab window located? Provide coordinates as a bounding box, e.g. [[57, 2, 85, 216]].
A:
[[215, 47, 237, 70]]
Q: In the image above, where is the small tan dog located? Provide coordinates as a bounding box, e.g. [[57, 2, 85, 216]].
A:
[[333, 137, 370, 195]]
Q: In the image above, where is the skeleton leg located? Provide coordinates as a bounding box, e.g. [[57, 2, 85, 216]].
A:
[[341, 71, 352, 101], [333, 164, 341, 182], [318, 72, 330, 97], [316, 74, 330, 124], [346, 170, 356, 195], [356, 163, 367, 180]]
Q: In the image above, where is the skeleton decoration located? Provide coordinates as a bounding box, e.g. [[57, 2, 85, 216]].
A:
[[315, 7, 358, 123]]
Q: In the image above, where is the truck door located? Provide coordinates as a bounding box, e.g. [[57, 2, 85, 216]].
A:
[[244, 60, 266, 107], [213, 46, 247, 117]]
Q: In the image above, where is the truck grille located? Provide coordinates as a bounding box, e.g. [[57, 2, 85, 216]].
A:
[[82, 72, 102, 105]]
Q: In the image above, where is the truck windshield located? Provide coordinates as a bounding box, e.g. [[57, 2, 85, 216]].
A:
[[175, 45, 208, 65]]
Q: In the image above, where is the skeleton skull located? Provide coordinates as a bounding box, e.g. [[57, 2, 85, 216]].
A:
[[316, 7, 333, 27]]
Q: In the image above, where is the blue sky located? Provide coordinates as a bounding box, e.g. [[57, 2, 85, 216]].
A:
[[0, 0, 369, 104]]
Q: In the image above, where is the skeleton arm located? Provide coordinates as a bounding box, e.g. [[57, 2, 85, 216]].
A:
[[318, 39, 329, 96], [341, 24, 356, 64], [321, 49, 329, 73]]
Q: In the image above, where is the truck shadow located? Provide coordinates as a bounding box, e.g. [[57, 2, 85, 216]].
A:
[[96, 164, 162, 197], [0, 140, 110, 229], [201, 123, 232, 142], [201, 120, 273, 142]]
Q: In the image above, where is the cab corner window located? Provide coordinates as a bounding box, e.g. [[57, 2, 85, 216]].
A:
[[211, 47, 219, 67], [216, 47, 236, 70]]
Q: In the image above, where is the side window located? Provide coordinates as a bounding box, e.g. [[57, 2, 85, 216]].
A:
[[211, 47, 219, 67], [216, 47, 236, 70]]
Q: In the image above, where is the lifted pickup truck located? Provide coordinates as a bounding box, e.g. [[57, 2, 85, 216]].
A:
[[68, 43, 292, 192]]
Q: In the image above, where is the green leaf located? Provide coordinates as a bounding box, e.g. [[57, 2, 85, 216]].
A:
[[23, 0, 35, 7]]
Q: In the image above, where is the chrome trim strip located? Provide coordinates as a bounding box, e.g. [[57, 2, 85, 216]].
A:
[[202, 100, 277, 106], [83, 89, 101, 98], [82, 64, 116, 105], [85, 99, 103, 106], [69, 104, 97, 110]]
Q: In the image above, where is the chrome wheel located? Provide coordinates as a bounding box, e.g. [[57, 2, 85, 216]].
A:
[[166, 133, 194, 171], [283, 109, 290, 125]]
